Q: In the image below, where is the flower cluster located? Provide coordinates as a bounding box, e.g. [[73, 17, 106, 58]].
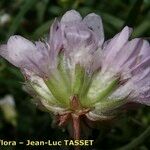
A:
[[0, 10, 150, 121]]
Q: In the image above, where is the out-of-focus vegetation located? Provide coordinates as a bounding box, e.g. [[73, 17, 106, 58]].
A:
[[0, 0, 150, 150]]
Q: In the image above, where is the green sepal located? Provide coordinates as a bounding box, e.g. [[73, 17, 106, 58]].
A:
[[79, 73, 94, 106], [72, 64, 85, 95], [94, 98, 127, 114], [27, 81, 58, 106], [86, 74, 120, 106], [93, 79, 119, 103], [57, 53, 71, 94], [45, 71, 70, 107]]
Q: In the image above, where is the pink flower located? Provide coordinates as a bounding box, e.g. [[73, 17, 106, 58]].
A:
[[0, 10, 150, 121]]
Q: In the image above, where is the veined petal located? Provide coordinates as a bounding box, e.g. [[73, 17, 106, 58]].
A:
[[83, 13, 104, 46], [102, 26, 132, 72], [111, 38, 143, 71], [49, 19, 62, 53], [5, 35, 50, 77], [63, 25, 92, 50], [6, 35, 36, 67], [131, 55, 150, 75], [49, 19, 63, 68], [139, 40, 150, 61]]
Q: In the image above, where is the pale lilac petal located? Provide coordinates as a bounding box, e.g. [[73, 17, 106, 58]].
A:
[[5, 35, 50, 77], [102, 26, 132, 71], [134, 82, 150, 105], [138, 40, 150, 62], [49, 19, 62, 52], [61, 10, 82, 24], [83, 13, 104, 46], [121, 67, 150, 105], [126, 40, 150, 71], [90, 48, 103, 72], [131, 56, 150, 75], [134, 68, 150, 82], [61, 23, 99, 68], [34, 41, 51, 75], [132, 68, 150, 91], [111, 38, 142, 70], [63, 25, 92, 51], [138, 71, 150, 101], [49, 19, 63, 67], [7, 35, 37, 67]]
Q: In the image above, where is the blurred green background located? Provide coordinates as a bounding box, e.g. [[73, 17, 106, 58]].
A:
[[0, 0, 150, 150]]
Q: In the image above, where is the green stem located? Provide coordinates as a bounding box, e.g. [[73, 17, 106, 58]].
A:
[[117, 126, 150, 150]]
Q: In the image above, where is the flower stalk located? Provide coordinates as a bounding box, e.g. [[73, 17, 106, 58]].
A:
[[72, 114, 80, 150]]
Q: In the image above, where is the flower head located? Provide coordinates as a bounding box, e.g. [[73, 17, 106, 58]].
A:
[[0, 10, 150, 121]]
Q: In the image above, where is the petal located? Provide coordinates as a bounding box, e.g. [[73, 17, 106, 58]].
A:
[[34, 41, 51, 74], [7, 35, 37, 67], [126, 39, 150, 70], [83, 13, 104, 46], [49, 19, 62, 52], [49, 19, 63, 67], [138, 40, 150, 61], [131, 55, 150, 75], [134, 86, 150, 106], [62, 24, 98, 67], [90, 48, 103, 72], [136, 69, 150, 87], [4, 35, 50, 77], [102, 26, 132, 71], [111, 38, 143, 70], [61, 10, 82, 24], [128, 68, 150, 105], [63, 25, 92, 50]]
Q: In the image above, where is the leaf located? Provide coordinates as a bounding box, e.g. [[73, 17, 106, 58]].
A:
[[102, 12, 124, 29], [132, 20, 150, 37], [124, 0, 144, 27], [36, 0, 49, 24], [117, 126, 150, 150], [32, 20, 52, 39]]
